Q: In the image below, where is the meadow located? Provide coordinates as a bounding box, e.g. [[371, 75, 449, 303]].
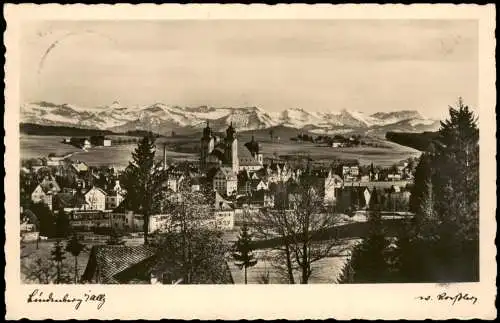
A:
[[21, 133, 420, 168], [20, 135, 197, 167]]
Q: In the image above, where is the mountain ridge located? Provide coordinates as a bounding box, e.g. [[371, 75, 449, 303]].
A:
[[21, 101, 441, 136]]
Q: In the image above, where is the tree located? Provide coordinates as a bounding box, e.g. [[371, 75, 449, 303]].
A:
[[269, 129, 274, 142], [122, 135, 167, 244], [252, 201, 297, 284], [30, 202, 55, 237], [252, 176, 344, 284], [433, 98, 479, 241], [22, 257, 71, 284], [65, 234, 86, 283], [51, 240, 67, 284], [54, 209, 71, 239], [152, 190, 229, 284], [337, 256, 355, 284], [398, 98, 479, 282], [232, 225, 258, 284], [409, 153, 433, 215], [338, 188, 393, 283]]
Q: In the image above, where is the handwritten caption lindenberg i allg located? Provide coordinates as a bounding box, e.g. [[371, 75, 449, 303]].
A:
[[27, 289, 106, 310]]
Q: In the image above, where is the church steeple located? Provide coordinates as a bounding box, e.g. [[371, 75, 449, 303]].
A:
[[226, 121, 236, 141], [246, 133, 259, 155], [203, 120, 211, 139]]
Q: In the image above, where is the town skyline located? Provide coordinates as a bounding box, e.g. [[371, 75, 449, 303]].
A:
[[21, 20, 478, 120]]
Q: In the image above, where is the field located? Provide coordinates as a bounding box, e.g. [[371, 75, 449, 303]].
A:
[[256, 140, 420, 166], [21, 135, 197, 167], [21, 132, 420, 168], [228, 243, 356, 284], [158, 134, 421, 167]]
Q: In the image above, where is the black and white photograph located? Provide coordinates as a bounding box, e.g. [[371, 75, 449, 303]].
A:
[[5, 3, 496, 320]]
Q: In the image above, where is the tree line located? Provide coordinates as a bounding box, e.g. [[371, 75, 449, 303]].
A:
[[339, 98, 479, 283]]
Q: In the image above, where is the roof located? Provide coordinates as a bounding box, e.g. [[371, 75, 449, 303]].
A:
[[190, 177, 201, 185], [239, 158, 262, 167], [39, 178, 61, 194], [85, 186, 108, 196], [54, 192, 75, 208], [212, 191, 233, 210], [237, 142, 255, 159], [252, 189, 273, 201], [215, 167, 237, 179], [81, 245, 157, 284], [250, 179, 265, 189], [331, 174, 343, 181], [22, 209, 38, 225], [209, 140, 261, 167], [72, 162, 89, 173]]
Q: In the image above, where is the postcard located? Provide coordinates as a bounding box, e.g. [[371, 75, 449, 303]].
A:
[[4, 3, 496, 320]]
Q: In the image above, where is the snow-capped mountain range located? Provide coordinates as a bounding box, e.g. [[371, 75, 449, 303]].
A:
[[21, 101, 441, 135]]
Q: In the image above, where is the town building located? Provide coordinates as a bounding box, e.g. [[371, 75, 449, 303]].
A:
[[251, 190, 275, 208], [106, 181, 126, 210], [81, 245, 159, 284], [90, 136, 112, 147], [212, 167, 238, 197], [46, 154, 67, 166], [31, 177, 61, 210], [68, 210, 112, 230], [84, 186, 107, 211], [81, 245, 234, 284], [323, 170, 344, 205], [70, 137, 91, 149], [72, 161, 89, 174], [189, 177, 201, 192], [341, 165, 360, 181], [166, 174, 185, 193]]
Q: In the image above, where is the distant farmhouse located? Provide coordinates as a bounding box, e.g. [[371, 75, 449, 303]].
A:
[[90, 135, 112, 147], [67, 136, 112, 149], [70, 137, 91, 149]]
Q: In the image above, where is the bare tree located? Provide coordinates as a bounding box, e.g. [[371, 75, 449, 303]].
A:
[[22, 256, 72, 284], [251, 176, 344, 284], [152, 190, 230, 284]]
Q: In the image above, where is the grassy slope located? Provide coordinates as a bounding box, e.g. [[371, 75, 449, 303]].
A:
[[21, 132, 419, 168]]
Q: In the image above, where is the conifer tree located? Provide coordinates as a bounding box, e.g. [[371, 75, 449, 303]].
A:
[[65, 234, 85, 283], [122, 134, 167, 244], [339, 187, 392, 283], [232, 225, 258, 284], [398, 98, 479, 282], [51, 240, 66, 284], [409, 153, 432, 214]]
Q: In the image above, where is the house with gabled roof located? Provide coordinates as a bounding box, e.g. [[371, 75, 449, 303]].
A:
[[213, 167, 238, 197], [30, 177, 61, 210], [81, 244, 235, 284], [84, 186, 107, 211], [81, 245, 159, 284]]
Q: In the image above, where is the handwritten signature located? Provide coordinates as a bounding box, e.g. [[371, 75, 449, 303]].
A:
[[27, 289, 106, 310], [416, 292, 478, 305]]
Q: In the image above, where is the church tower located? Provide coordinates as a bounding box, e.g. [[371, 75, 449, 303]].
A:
[[225, 122, 239, 173], [246, 135, 263, 165], [200, 121, 214, 171]]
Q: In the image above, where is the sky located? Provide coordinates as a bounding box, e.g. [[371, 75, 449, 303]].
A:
[[20, 20, 478, 119]]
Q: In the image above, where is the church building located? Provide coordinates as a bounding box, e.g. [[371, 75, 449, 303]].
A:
[[200, 122, 263, 174]]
